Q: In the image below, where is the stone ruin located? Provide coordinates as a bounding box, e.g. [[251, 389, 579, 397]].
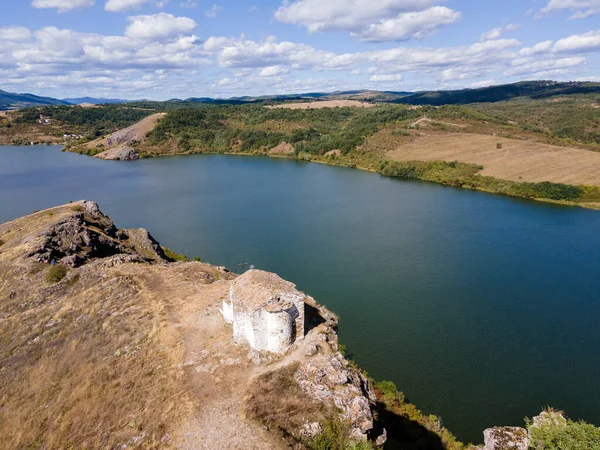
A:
[[222, 269, 305, 354]]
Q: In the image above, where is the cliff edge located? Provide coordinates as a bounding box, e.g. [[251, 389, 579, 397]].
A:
[[0, 202, 379, 449]]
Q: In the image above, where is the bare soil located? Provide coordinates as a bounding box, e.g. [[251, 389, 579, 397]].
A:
[[267, 100, 376, 110], [386, 132, 600, 186], [84, 113, 165, 150]]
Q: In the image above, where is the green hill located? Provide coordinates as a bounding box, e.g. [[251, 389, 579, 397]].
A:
[[397, 81, 600, 106], [0, 89, 69, 110]]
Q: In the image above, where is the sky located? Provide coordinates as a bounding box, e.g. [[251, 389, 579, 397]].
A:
[[1, 0, 600, 100]]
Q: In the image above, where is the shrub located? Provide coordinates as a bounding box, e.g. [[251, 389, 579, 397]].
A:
[[46, 265, 68, 283], [309, 420, 374, 450], [161, 246, 190, 262], [527, 417, 600, 449]]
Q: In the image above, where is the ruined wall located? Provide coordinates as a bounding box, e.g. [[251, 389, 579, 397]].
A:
[[222, 287, 304, 353]]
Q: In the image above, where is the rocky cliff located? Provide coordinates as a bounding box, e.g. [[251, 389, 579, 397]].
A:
[[0, 202, 380, 449]]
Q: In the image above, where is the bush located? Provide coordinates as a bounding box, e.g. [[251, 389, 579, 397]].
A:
[[161, 246, 190, 262], [527, 417, 600, 449], [46, 265, 68, 283], [309, 420, 374, 450]]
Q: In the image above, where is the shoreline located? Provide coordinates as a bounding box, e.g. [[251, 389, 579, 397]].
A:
[[70, 144, 600, 211]]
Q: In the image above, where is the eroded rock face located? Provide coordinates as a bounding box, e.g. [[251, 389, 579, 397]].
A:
[[483, 426, 529, 450], [295, 352, 375, 440], [96, 146, 140, 161], [27, 201, 165, 267]]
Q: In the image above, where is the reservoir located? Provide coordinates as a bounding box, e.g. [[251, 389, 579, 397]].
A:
[[1, 145, 600, 443]]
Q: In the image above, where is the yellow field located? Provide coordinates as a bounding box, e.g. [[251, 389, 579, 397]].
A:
[[386, 133, 600, 186]]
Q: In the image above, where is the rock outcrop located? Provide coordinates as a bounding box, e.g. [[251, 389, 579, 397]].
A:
[[26, 200, 166, 267], [483, 426, 529, 450], [295, 352, 376, 440], [95, 145, 140, 161]]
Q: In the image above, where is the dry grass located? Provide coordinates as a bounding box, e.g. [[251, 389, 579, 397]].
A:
[[386, 132, 600, 185], [245, 362, 329, 444], [0, 206, 193, 449], [267, 100, 376, 110]]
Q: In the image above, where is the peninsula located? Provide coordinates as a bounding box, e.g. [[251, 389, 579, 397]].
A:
[[1, 202, 599, 449]]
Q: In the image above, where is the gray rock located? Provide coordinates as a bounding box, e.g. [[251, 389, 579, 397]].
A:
[[304, 342, 319, 356], [95, 146, 140, 161], [483, 427, 528, 450], [299, 422, 322, 439], [295, 353, 375, 441], [375, 428, 387, 447]]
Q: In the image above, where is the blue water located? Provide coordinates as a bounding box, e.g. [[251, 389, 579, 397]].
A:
[[1, 145, 600, 443]]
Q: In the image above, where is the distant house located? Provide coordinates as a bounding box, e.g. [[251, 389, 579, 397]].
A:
[[222, 270, 305, 353], [38, 114, 51, 125]]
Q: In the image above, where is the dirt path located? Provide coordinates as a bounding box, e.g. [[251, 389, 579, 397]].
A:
[[132, 264, 286, 450], [410, 116, 467, 128], [386, 132, 600, 185]]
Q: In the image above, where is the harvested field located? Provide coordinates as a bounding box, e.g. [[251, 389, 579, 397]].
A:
[[386, 133, 600, 186], [267, 100, 376, 109]]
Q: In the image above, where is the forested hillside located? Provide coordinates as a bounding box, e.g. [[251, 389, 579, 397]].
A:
[[397, 81, 600, 106]]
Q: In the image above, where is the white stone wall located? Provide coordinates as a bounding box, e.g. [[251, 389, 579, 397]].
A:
[[266, 308, 295, 353], [225, 285, 305, 353]]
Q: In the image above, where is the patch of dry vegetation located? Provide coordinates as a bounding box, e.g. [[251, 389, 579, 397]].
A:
[[245, 362, 330, 445], [0, 206, 191, 449], [385, 132, 600, 186], [267, 100, 376, 110]]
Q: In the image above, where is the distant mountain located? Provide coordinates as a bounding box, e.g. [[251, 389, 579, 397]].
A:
[[396, 81, 600, 106], [0, 89, 69, 110], [63, 97, 132, 105]]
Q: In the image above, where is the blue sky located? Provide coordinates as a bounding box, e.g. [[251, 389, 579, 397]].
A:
[[1, 0, 599, 99]]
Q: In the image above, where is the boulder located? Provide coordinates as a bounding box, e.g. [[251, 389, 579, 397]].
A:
[[375, 428, 387, 447], [483, 427, 528, 450], [95, 146, 140, 161]]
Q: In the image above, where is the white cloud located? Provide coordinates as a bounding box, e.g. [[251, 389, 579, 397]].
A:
[[469, 79, 496, 88], [369, 74, 403, 82], [205, 4, 223, 18], [482, 27, 503, 41], [105, 0, 155, 12], [358, 7, 460, 42], [180, 0, 196, 7], [439, 67, 484, 82], [31, 0, 94, 13], [506, 56, 586, 76], [553, 30, 600, 53], [0, 27, 32, 42], [125, 13, 197, 40], [481, 23, 519, 41], [275, 0, 459, 41], [259, 65, 288, 77], [518, 40, 553, 56], [539, 0, 600, 18], [212, 36, 354, 70]]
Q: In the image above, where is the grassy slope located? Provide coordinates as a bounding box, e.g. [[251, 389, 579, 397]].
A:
[[6, 87, 597, 207], [77, 100, 600, 208]]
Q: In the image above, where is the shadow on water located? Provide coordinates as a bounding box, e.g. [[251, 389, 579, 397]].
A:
[[373, 404, 446, 450]]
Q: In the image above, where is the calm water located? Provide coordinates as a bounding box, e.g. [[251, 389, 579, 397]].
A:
[[2, 145, 600, 443]]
